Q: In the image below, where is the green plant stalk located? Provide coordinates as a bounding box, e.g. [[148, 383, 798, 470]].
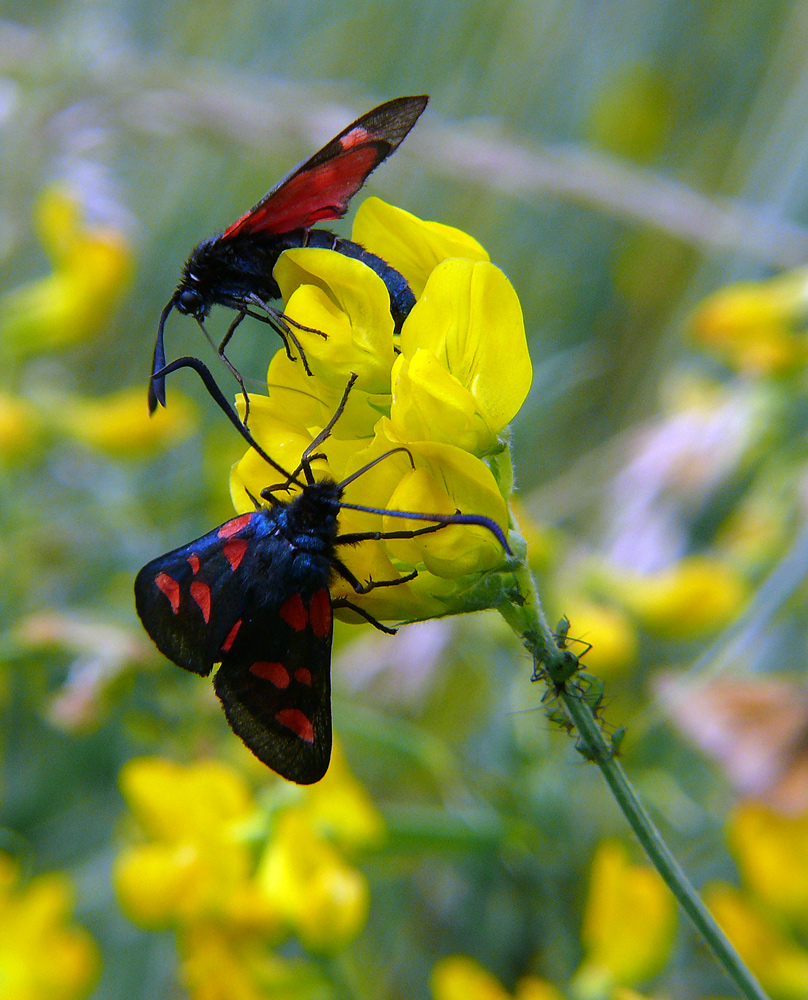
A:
[[499, 556, 770, 1000]]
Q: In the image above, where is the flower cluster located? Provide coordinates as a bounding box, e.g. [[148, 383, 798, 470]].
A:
[[114, 752, 383, 996], [0, 852, 99, 1000], [230, 197, 531, 622]]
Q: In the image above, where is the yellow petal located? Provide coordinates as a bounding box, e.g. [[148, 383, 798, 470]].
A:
[[343, 422, 509, 577], [400, 259, 531, 435], [274, 248, 394, 395], [257, 811, 368, 952], [608, 556, 748, 639], [301, 743, 385, 850], [430, 955, 510, 1000], [353, 197, 490, 299], [55, 387, 196, 454], [729, 804, 808, 932], [706, 882, 808, 1000], [390, 350, 497, 455], [580, 841, 676, 985], [118, 757, 253, 842]]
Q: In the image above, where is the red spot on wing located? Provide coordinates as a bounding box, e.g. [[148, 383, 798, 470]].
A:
[[224, 147, 381, 238], [221, 619, 242, 653], [222, 538, 248, 571], [218, 513, 253, 539], [339, 125, 371, 150], [187, 553, 200, 574], [280, 593, 308, 632], [250, 661, 290, 688], [190, 581, 211, 623], [309, 589, 332, 638], [295, 667, 312, 686], [275, 708, 315, 743], [155, 573, 181, 614]]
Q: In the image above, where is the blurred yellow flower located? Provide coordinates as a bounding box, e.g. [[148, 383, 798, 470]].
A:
[[559, 599, 638, 678], [729, 803, 808, 932], [256, 810, 369, 952], [0, 187, 131, 358], [54, 386, 196, 454], [230, 199, 529, 624], [0, 392, 39, 457], [606, 555, 747, 639], [431, 957, 563, 1000], [431, 955, 511, 1000], [0, 852, 99, 1000], [298, 742, 385, 851], [691, 270, 808, 375], [114, 757, 276, 931], [576, 841, 676, 990], [178, 922, 306, 1000], [705, 882, 808, 1000], [515, 977, 565, 1000]]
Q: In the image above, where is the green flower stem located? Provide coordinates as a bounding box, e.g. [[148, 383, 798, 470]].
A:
[[499, 559, 770, 1000]]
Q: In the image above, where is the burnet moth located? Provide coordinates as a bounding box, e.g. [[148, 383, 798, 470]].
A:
[[149, 95, 429, 415], [135, 372, 511, 784]]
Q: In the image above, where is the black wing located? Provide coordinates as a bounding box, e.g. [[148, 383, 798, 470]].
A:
[[134, 511, 263, 677], [213, 585, 333, 784]]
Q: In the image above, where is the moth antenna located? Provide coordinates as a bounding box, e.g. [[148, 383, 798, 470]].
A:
[[291, 373, 359, 484], [337, 501, 512, 555], [148, 295, 177, 413], [338, 447, 416, 488], [151, 355, 304, 487]]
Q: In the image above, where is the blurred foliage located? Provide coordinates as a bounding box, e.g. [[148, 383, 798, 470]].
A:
[[4, 1, 808, 999]]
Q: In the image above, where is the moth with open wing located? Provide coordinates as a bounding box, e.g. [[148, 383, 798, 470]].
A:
[[135, 375, 510, 783], [149, 95, 429, 415]]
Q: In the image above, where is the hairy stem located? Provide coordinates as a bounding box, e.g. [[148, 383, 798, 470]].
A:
[[500, 558, 769, 1000]]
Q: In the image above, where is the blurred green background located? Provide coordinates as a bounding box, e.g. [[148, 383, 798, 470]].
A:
[[4, 2, 808, 999]]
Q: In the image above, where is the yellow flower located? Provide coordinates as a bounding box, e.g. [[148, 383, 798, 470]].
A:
[[691, 271, 808, 375], [705, 882, 808, 1000], [430, 955, 511, 1000], [430, 957, 564, 1000], [297, 742, 385, 851], [576, 841, 676, 989], [114, 758, 275, 931], [559, 599, 638, 678], [230, 200, 530, 624], [728, 804, 808, 932], [53, 387, 196, 454], [256, 810, 368, 952], [515, 977, 565, 1000], [605, 555, 747, 639], [0, 187, 131, 358], [0, 852, 99, 1000], [353, 197, 490, 298], [0, 392, 39, 457], [178, 922, 307, 1000]]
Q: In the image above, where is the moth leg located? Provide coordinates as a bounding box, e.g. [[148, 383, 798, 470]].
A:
[[217, 309, 252, 424], [331, 599, 397, 635], [197, 315, 252, 423], [329, 555, 418, 596], [246, 294, 326, 378]]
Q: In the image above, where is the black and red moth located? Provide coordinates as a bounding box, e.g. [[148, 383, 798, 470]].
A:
[[135, 378, 510, 784], [149, 94, 429, 413]]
